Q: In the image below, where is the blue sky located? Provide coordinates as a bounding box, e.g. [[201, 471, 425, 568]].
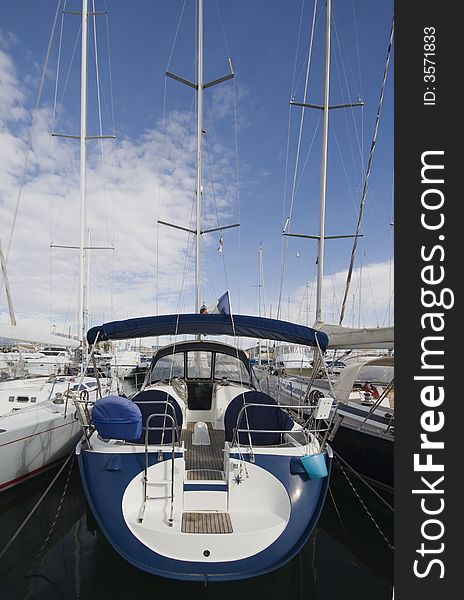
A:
[[0, 0, 393, 338]]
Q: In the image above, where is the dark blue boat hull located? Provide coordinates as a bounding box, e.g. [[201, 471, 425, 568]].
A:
[[78, 448, 331, 581]]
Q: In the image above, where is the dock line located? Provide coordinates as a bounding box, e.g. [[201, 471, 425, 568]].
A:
[[0, 450, 75, 561], [334, 450, 394, 512]]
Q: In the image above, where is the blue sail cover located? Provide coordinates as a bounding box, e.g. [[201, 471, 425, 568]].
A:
[[87, 313, 328, 351]]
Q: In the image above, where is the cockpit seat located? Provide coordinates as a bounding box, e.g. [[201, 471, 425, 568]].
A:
[[132, 389, 183, 444], [224, 390, 294, 446]]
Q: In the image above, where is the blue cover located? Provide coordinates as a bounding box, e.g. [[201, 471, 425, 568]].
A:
[[87, 313, 328, 351], [92, 395, 142, 441], [224, 390, 294, 446]]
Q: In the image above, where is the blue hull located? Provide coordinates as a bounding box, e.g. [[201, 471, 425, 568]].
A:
[[78, 449, 331, 582]]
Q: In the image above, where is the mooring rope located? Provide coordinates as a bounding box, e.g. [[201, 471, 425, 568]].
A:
[[334, 449, 393, 512], [328, 484, 348, 535], [0, 450, 75, 561], [335, 454, 394, 551], [36, 454, 75, 561]]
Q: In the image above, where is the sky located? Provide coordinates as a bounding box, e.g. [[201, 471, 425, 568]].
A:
[[0, 0, 394, 344]]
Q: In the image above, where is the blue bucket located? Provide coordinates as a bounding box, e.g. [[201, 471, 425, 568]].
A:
[[300, 452, 328, 479]]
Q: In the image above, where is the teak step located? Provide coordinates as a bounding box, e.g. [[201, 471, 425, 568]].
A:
[[186, 469, 224, 481], [181, 512, 233, 534]]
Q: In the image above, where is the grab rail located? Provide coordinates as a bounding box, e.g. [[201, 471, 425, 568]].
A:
[[137, 411, 179, 527], [231, 403, 333, 450], [132, 399, 182, 445]]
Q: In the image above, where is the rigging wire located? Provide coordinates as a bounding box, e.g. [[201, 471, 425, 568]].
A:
[[215, 0, 241, 313], [330, 126, 359, 214], [174, 195, 197, 316], [157, 0, 189, 316], [91, 0, 111, 246], [103, 0, 116, 136], [332, 13, 364, 179], [103, 0, 117, 320], [2, 0, 62, 291], [49, 2, 68, 328], [351, 0, 364, 102], [57, 24, 82, 120], [277, 0, 318, 320], [351, 0, 365, 185], [91, 0, 117, 325], [365, 262, 380, 327], [281, 0, 306, 229], [51, 1, 66, 141], [166, 0, 188, 71], [50, 13, 82, 247], [278, 0, 307, 324], [338, 16, 394, 325], [293, 116, 321, 197], [385, 173, 394, 326], [232, 73, 241, 314], [204, 138, 230, 293]]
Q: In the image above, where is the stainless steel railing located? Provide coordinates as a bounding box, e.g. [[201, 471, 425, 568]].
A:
[[231, 402, 333, 452]]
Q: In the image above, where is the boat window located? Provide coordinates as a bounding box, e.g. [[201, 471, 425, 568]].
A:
[[150, 353, 184, 381], [17, 396, 29, 403], [187, 351, 212, 379], [215, 353, 250, 383]]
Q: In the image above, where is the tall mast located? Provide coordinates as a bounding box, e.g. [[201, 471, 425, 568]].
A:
[[315, 0, 331, 324], [285, 0, 362, 327], [161, 0, 237, 313], [195, 0, 204, 313], [79, 0, 88, 349]]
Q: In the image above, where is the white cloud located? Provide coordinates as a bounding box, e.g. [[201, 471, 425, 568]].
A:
[[0, 45, 27, 125], [0, 44, 241, 339], [280, 260, 394, 329]]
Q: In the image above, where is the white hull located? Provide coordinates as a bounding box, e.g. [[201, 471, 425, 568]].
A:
[[0, 401, 81, 491], [0, 376, 100, 416], [0, 375, 116, 492], [110, 350, 142, 378], [25, 357, 72, 377]]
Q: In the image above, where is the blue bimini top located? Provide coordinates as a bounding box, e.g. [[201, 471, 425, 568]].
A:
[[87, 313, 328, 351]]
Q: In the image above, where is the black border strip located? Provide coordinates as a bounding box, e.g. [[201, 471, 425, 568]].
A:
[[395, 2, 459, 597]]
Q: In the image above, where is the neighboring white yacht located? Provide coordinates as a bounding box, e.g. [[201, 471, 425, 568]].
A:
[[110, 348, 142, 378], [0, 349, 44, 378], [274, 343, 313, 376], [276, 355, 394, 489], [25, 346, 75, 376], [0, 374, 113, 492]]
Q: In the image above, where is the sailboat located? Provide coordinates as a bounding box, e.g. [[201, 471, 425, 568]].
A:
[[279, 0, 394, 489], [76, 0, 334, 581], [0, 0, 115, 491], [0, 322, 105, 491]]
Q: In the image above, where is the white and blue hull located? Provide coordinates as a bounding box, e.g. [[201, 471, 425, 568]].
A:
[[77, 439, 331, 581]]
